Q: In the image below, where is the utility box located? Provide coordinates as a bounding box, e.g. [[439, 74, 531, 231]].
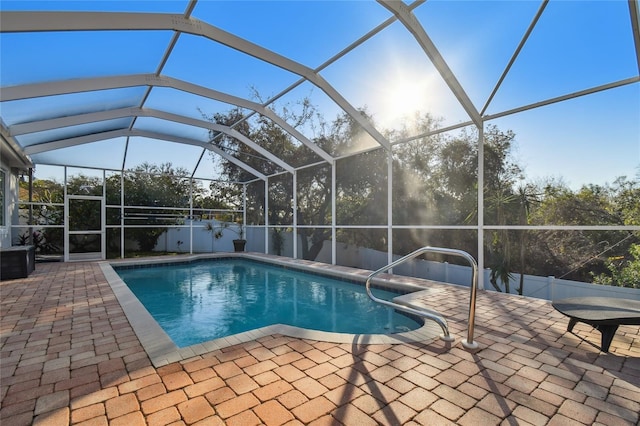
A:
[[1, 245, 36, 280]]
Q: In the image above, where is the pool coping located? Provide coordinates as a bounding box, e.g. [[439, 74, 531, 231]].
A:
[[101, 253, 446, 367]]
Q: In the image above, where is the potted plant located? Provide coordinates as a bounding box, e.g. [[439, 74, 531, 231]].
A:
[[232, 223, 246, 252], [204, 220, 246, 252]]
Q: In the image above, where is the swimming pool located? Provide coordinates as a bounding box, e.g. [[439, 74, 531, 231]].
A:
[[114, 258, 422, 347]]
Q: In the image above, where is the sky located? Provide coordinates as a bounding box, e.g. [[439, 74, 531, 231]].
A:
[[0, 0, 638, 189]]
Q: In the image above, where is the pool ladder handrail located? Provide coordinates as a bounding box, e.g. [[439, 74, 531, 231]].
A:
[[365, 246, 479, 350]]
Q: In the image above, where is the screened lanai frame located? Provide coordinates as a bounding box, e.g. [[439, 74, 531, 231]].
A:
[[11, 165, 250, 262], [1, 0, 639, 291]]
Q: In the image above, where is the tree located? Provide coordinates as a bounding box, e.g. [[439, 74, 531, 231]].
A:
[[526, 178, 637, 283], [592, 243, 640, 288], [206, 102, 390, 260], [204, 100, 639, 289], [114, 163, 202, 252]]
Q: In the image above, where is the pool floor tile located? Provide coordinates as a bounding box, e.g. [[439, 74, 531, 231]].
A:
[[1, 259, 639, 425]]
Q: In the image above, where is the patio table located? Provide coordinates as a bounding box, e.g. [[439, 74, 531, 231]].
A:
[[552, 296, 640, 352]]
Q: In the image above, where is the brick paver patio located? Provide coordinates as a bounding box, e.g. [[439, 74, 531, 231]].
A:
[[1, 260, 638, 425]]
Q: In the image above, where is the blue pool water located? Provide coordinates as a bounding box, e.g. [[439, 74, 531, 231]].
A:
[[115, 259, 421, 347]]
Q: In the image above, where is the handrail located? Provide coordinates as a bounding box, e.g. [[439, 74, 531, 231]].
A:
[[365, 246, 479, 349]]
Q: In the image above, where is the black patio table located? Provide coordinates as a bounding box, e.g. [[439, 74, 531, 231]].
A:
[[552, 297, 640, 352]]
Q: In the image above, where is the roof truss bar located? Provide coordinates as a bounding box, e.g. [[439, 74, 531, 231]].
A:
[[0, 73, 333, 163], [131, 0, 198, 172], [165, 78, 333, 162], [481, 0, 549, 116], [0, 74, 145, 101], [11, 106, 294, 173], [630, 0, 640, 75], [8, 107, 139, 135], [133, 35, 177, 125], [155, 0, 197, 75], [484, 76, 640, 122], [377, 0, 482, 127], [150, 109, 294, 173], [139, 33, 178, 109], [20, 129, 121, 153], [137, 130, 267, 181], [328, 119, 478, 163], [0, 10, 391, 151], [390, 120, 475, 148], [22, 128, 267, 180]]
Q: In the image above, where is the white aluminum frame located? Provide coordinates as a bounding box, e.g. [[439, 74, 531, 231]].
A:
[[1, 0, 638, 286]]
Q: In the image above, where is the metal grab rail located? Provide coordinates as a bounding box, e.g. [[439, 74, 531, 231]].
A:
[[365, 246, 479, 349]]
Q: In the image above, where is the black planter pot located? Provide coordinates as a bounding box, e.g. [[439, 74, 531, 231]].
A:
[[233, 239, 247, 252]]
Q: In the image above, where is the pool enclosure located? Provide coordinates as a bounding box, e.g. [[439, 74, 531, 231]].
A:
[[1, 1, 639, 294]]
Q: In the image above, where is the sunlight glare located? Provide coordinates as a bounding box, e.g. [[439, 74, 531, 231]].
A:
[[375, 67, 434, 131]]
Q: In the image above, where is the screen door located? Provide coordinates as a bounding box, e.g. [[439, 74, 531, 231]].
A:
[[65, 196, 104, 261]]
